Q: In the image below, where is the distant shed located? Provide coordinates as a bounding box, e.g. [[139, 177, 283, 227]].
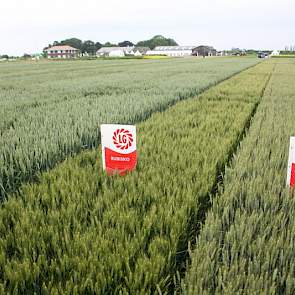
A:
[[192, 46, 217, 57], [270, 50, 280, 56]]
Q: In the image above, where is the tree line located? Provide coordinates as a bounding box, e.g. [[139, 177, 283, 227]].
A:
[[43, 35, 178, 55]]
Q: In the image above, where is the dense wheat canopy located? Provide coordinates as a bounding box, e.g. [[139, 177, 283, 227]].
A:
[[184, 59, 295, 294], [2, 57, 295, 294], [0, 61, 272, 294], [0, 57, 259, 200]]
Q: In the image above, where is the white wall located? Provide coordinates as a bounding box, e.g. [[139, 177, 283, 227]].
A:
[[109, 50, 125, 57], [146, 50, 193, 57]]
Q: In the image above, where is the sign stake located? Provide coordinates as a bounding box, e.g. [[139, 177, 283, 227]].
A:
[[287, 137, 295, 187]]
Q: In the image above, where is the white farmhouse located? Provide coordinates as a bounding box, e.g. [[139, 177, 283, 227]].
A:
[[44, 45, 80, 59]]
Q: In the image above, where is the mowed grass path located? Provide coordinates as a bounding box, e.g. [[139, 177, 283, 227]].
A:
[[0, 62, 272, 294], [0, 57, 259, 200]]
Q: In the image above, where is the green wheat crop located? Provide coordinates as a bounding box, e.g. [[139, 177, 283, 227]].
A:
[[0, 62, 272, 294], [183, 58, 295, 294], [0, 57, 259, 200]]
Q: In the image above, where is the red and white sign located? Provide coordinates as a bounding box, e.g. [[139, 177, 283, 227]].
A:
[[287, 137, 295, 187], [101, 124, 137, 175]]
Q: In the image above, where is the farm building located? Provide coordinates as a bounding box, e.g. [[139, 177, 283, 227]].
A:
[[216, 51, 227, 56], [134, 51, 142, 57], [97, 47, 132, 57], [146, 46, 196, 57], [31, 53, 43, 61], [44, 45, 80, 59], [271, 50, 280, 56], [96, 46, 150, 57], [133, 47, 150, 56], [192, 46, 217, 57]]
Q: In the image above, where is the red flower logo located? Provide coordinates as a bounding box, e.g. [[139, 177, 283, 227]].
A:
[[112, 129, 133, 150]]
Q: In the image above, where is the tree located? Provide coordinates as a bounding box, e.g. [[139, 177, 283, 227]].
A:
[[118, 41, 134, 47], [60, 38, 83, 51], [136, 35, 178, 49], [47, 38, 83, 51], [1, 54, 9, 59], [23, 54, 31, 59], [44, 38, 104, 56], [245, 49, 258, 55], [104, 42, 117, 47], [82, 40, 96, 55], [95, 42, 102, 51]]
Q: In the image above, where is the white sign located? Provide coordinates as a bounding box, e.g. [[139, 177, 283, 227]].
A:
[[101, 124, 137, 175], [287, 137, 295, 187]]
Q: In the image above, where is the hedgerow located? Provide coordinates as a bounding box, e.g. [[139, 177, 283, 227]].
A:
[[183, 59, 295, 294], [0, 62, 272, 294], [0, 57, 259, 200]]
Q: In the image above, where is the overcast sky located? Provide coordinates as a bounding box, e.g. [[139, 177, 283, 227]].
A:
[[1, 0, 294, 55]]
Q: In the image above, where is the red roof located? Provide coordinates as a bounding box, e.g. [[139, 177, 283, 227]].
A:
[[45, 45, 79, 51]]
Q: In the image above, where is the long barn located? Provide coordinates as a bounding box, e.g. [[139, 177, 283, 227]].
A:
[[146, 45, 217, 57], [146, 46, 196, 57]]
